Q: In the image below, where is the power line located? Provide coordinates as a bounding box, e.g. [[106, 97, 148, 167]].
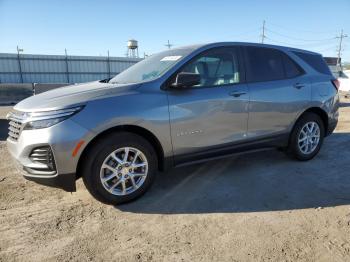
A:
[[265, 28, 335, 42], [265, 36, 337, 48], [267, 22, 337, 35], [317, 46, 337, 53]]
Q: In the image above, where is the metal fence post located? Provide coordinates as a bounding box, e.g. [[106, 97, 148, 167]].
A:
[[65, 49, 70, 83], [17, 46, 23, 83], [107, 50, 111, 78], [32, 83, 36, 95]]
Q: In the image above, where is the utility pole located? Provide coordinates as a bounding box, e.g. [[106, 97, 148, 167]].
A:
[[17, 46, 24, 83], [336, 29, 348, 71], [165, 40, 173, 49], [261, 20, 266, 44]]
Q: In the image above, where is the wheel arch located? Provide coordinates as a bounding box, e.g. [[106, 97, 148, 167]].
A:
[[76, 125, 167, 179], [291, 107, 329, 141], [302, 107, 328, 134]]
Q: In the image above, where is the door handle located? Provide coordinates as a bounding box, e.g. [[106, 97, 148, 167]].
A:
[[229, 91, 246, 97], [293, 83, 305, 89]]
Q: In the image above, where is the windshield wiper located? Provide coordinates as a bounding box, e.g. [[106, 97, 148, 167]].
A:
[[99, 77, 112, 83]]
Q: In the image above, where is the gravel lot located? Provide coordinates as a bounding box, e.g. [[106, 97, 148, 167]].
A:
[[1, 96, 350, 262]]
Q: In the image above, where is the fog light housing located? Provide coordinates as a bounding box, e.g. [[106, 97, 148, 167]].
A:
[[29, 146, 56, 172]]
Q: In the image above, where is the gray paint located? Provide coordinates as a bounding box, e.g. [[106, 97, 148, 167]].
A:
[[6, 42, 339, 188]]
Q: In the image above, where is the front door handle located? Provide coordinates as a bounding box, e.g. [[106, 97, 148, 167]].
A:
[[229, 91, 247, 97], [293, 83, 305, 89]]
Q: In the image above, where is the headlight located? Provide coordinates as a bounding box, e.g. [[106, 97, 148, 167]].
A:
[[22, 106, 84, 130]]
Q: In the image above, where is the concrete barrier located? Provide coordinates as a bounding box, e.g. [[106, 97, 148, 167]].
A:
[[0, 84, 33, 105], [0, 83, 69, 105], [33, 83, 69, 94]]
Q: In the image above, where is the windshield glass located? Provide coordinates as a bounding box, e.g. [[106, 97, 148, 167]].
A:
[[109, 48, 195, 84]]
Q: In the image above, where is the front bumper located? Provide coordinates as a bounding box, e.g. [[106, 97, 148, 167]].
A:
[[7, 119, 92, 191], [24, 172, 77, 191]]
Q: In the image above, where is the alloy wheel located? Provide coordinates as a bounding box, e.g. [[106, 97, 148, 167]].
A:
[[297, 121, 320, 155], [100, 147, 148, 196]]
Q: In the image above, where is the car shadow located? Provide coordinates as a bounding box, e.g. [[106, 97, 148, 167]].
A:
[[117, 132, 350, 214], [0, 119, 8, 141]]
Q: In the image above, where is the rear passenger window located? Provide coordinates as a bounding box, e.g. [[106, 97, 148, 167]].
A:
[[293, 51, 332, 75], [281, 53, 303, 78], [245, 47, 284, 82]]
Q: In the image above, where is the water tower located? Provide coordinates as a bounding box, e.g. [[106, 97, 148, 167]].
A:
[[126, 39, 139, 58]]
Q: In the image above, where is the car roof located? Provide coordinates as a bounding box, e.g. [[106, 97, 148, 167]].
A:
[[175, 42, 321, 56]]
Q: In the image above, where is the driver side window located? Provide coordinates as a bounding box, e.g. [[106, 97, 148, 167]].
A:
[[180, 48, 241, 88]]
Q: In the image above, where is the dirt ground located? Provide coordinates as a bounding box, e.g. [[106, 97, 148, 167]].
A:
[[1, 96, 350, 262]]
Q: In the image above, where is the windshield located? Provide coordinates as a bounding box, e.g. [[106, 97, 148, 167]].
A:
[[109, 48, 195, 84]]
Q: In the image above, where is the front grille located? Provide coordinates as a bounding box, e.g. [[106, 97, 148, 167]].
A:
[[7, 110, 26, 141], [8, 119, 24, 141], [29, 146, 56, 172]]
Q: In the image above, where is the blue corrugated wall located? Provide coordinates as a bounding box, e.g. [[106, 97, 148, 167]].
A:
[[0, 53, 142, 84]]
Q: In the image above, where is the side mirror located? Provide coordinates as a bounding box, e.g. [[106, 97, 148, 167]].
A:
[[171, 72, 201, 89]]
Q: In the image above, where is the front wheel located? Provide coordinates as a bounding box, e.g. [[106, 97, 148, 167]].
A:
[[287, 112, 325, 161], [82, 132, 158, 205]]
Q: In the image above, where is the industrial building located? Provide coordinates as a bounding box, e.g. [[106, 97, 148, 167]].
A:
[[0, 52, 141, 84]]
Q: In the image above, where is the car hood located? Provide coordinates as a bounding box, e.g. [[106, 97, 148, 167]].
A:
[[14, 81, 140, 112]]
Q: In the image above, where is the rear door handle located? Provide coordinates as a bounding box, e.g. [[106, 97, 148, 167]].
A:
[[229, 91, 247, 97], [293, 83, 305, 89]]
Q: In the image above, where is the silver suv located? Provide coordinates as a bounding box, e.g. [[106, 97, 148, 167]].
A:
[[7, 42, 339, 205]]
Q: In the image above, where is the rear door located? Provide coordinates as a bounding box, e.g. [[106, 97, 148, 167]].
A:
[[166, 47, 249, 160], [244, 46, 310, 138]]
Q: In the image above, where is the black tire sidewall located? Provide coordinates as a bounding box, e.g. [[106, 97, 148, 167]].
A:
[[289, 113, 325, 161], [82, 132, 157, 205]]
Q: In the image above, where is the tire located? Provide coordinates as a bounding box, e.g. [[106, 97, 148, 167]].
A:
[[82, 132, 158, 205], [287, 112, 325, 161]]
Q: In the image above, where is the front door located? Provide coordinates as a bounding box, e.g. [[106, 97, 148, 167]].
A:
[[166, 47, 249, 163]]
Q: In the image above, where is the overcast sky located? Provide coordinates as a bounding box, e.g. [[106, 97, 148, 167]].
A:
[[0, 0, 349, 61]]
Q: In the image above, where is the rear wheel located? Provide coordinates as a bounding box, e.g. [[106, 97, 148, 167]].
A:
[[82, 132, 157, 205], [287, 112, 325, 161]]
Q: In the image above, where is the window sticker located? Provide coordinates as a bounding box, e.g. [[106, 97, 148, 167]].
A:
[[160, 56, 182, 61]]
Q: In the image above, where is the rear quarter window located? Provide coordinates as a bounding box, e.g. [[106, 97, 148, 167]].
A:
[[281, 53, 304, 78], [293, 51, 332, 75], [245, 46, 285, 82]]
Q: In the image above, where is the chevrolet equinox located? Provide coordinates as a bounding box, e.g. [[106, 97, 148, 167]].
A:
[[7, 42, 339, 205]]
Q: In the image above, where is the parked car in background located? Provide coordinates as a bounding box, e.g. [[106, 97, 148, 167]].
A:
[[6, 42, 339, 205], [337, 70, 350, 92]]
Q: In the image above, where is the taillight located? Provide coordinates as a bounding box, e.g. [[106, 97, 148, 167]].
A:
[[331, 79, 340, 91]]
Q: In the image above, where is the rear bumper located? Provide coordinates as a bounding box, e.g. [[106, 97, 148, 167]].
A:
[[327, 118, 338, 136]]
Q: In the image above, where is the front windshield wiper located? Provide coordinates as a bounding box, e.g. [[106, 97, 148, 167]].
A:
[[99, 77, 112, 83]]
